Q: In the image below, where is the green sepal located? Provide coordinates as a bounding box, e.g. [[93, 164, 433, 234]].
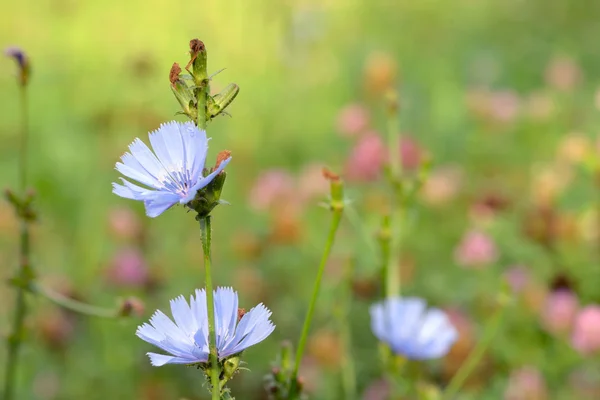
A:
[[207, 83, 240, 120]]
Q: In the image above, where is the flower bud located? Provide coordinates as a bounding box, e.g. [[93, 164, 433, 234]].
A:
[[188, 151, 231, 218], [169, 62, 197, 120], [188, 39, 208, 84], [222, 355, 241, 384], [323, 168, 344, 211], [207, 83, 239, 119], [118, 296, 145, 317], [5, 46, 30, 87]]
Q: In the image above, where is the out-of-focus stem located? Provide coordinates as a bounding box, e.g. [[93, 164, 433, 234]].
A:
[[290, 200, 344, 396], [199, 216, 220, 400], [3, 84, 30, 400], [443, 298, 508, 399], [385, 91, 402, 299], [338, 260, 357, 400], [31, 283, 120, 318]]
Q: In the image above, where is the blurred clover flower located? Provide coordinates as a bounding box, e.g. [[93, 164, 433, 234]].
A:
[[136, 287, 275, 367], [113, 121, 231, 218], [370, 297, 458, 359]]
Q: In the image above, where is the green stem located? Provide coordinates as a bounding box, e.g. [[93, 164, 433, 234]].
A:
[[386, 94, 402, 299], [3, 84, 30, 400], [442, 302, 507, 400], [197, 82, 208, 130], [338, 260, 357, 400], [31, 283, 120, 318], [19, 86, 28, 193], [199, 216, 220, 400], [290, 207, 343, 394], [387, 98, 401, 182], [378, 215, 391, 298]]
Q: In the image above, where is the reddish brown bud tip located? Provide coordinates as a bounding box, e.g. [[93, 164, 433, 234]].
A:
[[169, 62, 182, 87], [237, 307, 246, 322], [322, 168, 340, 182], [119, 296, 145, 317], [189, 39, 205, 54], [215, 150, 232, 170]]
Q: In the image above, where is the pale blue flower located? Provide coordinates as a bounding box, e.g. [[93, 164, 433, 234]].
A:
[[136, 287, 275, 366], [370, 296, 458, 360], [112, 121, 231, 218]]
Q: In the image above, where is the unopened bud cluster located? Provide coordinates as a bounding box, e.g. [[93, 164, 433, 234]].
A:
[[170, 39, 239, 125]]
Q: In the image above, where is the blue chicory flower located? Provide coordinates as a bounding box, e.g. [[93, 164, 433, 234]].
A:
[[136, 287, 275, 366], [370, 296, 458, 360], [112, 121, 231, 218]]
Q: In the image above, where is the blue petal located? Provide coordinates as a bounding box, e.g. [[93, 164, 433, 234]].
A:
[[147, 353, 200, 366], [148, 310, 188, 344], [112, 182, 138, 200], [369, 303, 387, 343], [180, 122, 208, 183], [214, 287, 238, 351], [116, 153, 160, 188], [221, 303, 274, 357], [143, 191, 180, 218], [191, 289, 209, 348], [136, 323, 165, 348], [181, 157, 232, 204], [170, 296, 196, 336], [148, 122, 180, 174], [128, 138, 166, 180]]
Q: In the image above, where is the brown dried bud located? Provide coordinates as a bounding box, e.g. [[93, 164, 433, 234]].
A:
[[189, 39, 205, 55], [322, 168, 340, 182], [169, 62, 182, 87], [119, 296, 145, 317], [215, 150, 232, 170], [237, 307, 246, 322]]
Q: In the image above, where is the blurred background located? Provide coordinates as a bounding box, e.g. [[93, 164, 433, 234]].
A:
[[1, 0, 600, 398]]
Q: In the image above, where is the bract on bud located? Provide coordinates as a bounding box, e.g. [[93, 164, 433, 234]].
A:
[[207, 83, 240, 119], [322, 168, 344, 211], [222, 355, 241, 384], [169, 62, 197, 120]]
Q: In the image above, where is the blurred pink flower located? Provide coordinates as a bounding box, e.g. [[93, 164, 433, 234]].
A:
[[105, 247, 149, 288], [455, 230, 498, 268], [421, 166, 463, 206], [336, 103, 370, 137], [107, 206, 142, 241], [545, 56, 581, 92], [298, 163, 329, 202], [504, 366, 548, 400], [504, 265, 531, 294], [249, 169, 295, 211], [488, 90, 520, 123], [540, 289, 579, 335], [399, 136, 423, 171], [362, 378, 390, 400], [345, 133, 386, 182], [571, 305, 600, 355], [466, 88, 521, 124]]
